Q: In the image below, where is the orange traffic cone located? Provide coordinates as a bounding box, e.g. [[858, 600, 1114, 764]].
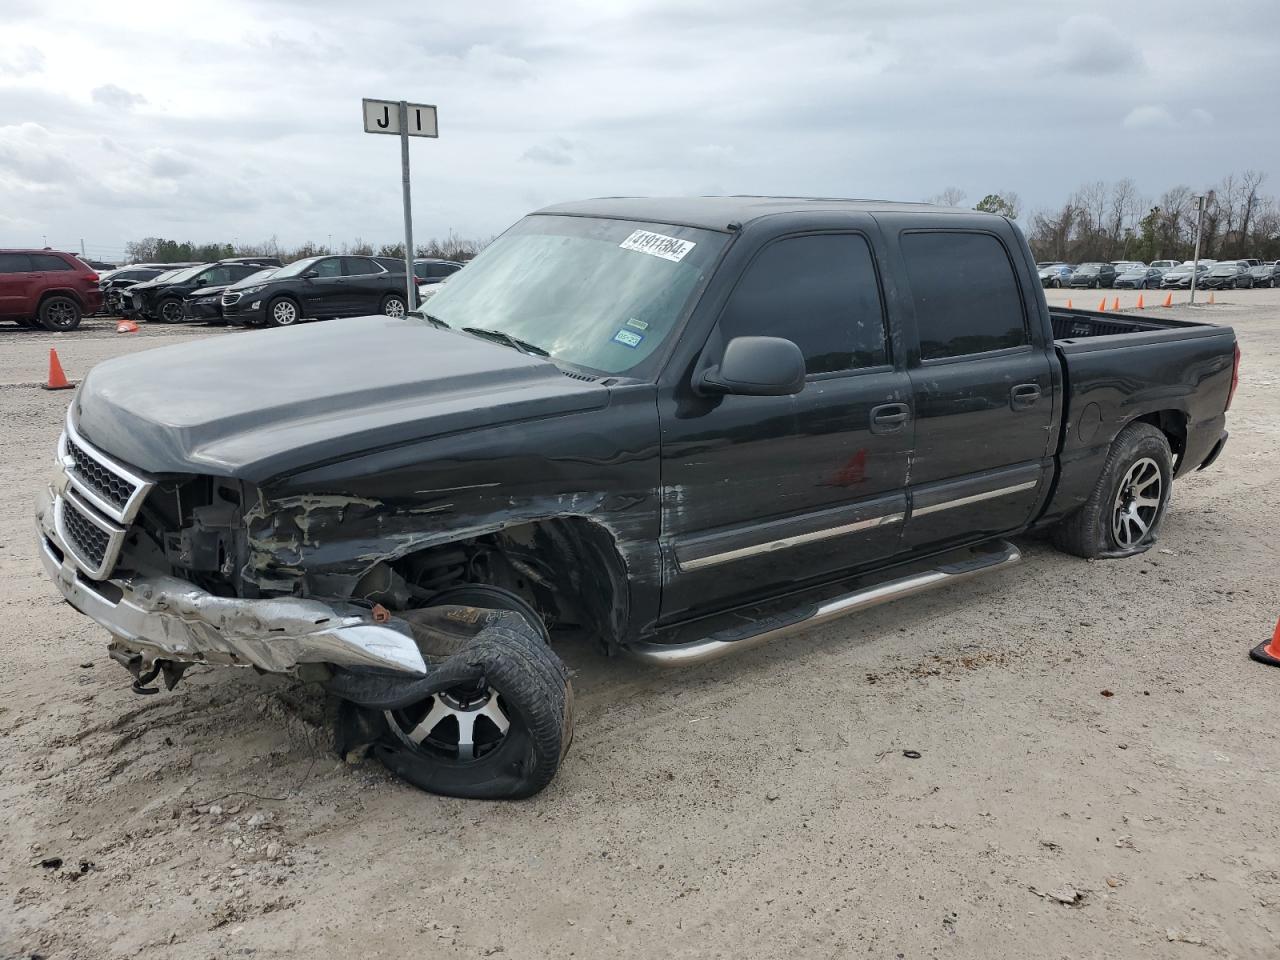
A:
[[42, 348, 73, 391], [1208, 291, 1215, 305], [1136, 294, 1144, 310], [116, 319, 139, 334], [1066, 299, 1073, 309], [1098, 298, 1107, 312], [1113, 297, 1120, 311], [1251, 618, 1280, 668], [1163, 292, 1173, 307]]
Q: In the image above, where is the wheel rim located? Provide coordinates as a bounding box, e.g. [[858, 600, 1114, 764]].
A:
[[1111, 457, 1163, 548], [384, 297, 405, 318], [385, 682, 511, 761], [272, 301, 297, 325], [47, 300, 76, 328], [161, 301, 183, 322]]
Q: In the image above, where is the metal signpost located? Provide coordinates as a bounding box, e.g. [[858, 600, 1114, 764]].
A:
[[1189, 193, 1206, 305], [362, 98, 439, 311]]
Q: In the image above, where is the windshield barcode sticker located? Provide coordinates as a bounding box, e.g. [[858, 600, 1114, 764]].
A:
[[619, 230, 695, 262], [613, 329, 644, 348]]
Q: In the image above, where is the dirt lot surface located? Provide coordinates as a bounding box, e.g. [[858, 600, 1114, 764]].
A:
[[2, 294, 1279, 959]]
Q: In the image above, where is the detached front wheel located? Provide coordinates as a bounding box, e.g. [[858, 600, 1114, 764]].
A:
[[1052, 422, 1173, 559], [335, 603, 572, 800]]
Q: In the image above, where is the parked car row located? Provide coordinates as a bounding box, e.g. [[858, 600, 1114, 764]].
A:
[[103, 255, 464, 327], [1037, 258, 1280, 291]]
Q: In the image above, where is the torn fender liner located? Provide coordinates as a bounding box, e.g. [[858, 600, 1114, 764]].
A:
[[327, 606, 536, 709]]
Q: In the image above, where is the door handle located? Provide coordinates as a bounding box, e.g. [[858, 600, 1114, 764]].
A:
[[1010, 383, 1042, 409], [870, 402, 910, 434]]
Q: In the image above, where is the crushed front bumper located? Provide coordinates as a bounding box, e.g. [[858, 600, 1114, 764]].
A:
[[35, 484, 426, 677]]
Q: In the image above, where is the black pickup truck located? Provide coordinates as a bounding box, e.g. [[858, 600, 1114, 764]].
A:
[[36, 197, 1237, 799]]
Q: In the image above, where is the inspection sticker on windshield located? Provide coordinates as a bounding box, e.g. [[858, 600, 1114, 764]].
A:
[[619, 230, 696, 262], [612, 329, 644, 348]]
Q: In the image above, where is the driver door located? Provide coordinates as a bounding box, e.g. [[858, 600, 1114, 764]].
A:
[[657, 228, 913, 623], [301, 256, 349, 316]]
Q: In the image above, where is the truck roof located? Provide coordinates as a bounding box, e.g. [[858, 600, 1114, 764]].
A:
[[535, 196, 979, 232]]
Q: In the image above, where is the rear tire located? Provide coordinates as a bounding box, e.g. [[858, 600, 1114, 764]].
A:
[[380, 293, 407, 318], [39, 296, 82, 332], [1051, 422, 1173, 559]]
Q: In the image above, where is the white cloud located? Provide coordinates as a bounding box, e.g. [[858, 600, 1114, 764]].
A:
[[0, 45, 44, 76], [91, 83, 146, 109], [1123, 105, 1176, 129]]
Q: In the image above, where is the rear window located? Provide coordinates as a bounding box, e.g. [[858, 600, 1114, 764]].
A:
[[30, 253, 74, 271], [900, 231, 1028, 361]]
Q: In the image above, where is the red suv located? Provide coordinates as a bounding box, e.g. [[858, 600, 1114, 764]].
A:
[[0, 250, 103, 332]]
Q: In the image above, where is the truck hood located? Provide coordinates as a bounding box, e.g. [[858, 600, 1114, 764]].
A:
[[74, 315, 610, 483]]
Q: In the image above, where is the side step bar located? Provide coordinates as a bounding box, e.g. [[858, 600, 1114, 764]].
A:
[[626, 539, 1021, 668]]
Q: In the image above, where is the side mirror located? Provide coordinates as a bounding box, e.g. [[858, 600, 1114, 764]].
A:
[[194, 277, 207, 286], [696, 336, 806, 397], [303, 269, 319, 279]]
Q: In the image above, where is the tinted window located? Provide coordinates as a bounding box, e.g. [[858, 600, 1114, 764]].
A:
[[0, 253, 33, 273], [30, 253, 73, 271], [719, 234, 888, 375], [312, 258, 343, 278], [342, 257, 380, 276], [200, 266, 235, 285], [901, 232, 1027, 360]]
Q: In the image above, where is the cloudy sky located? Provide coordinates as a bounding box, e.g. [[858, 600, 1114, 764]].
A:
[[2, 0, 1277, 261]]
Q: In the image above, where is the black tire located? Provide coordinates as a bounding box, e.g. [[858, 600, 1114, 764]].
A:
[[1050, 279, 1061, 289], [265, 296, 301, 327], [380, 293, 407, 318], [156, 297, 185, 324], [1051, 422, 1173, 560], [39, 296, 81, 331], [336, 604, 572, 800]]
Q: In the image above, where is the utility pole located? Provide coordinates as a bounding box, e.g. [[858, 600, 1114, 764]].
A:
[[1189, 194, 1206, 305]]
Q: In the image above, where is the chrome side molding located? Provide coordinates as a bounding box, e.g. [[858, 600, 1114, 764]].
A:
[[627, 539, 1021, 667]]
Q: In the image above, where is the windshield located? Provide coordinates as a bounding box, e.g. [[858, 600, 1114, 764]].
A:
[[1209, 265, 1235, 275], [1076, 264, 1100, 274], [151, 268, 186, 283], [423, 215, 728, 375], [161, 264, 207, 284], [272, 256, 322, 279], [232, 268, 277, 288]]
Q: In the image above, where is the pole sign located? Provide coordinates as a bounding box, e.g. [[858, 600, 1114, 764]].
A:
[[363, 99, 438, 138], [363, 98, 438, 312]]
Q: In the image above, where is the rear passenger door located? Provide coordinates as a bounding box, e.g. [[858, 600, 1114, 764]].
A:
[[341, 257, 388, 314], [894, 229, 1056, 550]]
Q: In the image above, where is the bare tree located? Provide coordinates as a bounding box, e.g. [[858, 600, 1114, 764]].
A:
[[1239, 169, 1267, 254], [929, 187, 967, 207]]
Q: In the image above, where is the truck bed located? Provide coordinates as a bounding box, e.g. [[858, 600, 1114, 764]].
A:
[[1049, 306, 1221, 345]]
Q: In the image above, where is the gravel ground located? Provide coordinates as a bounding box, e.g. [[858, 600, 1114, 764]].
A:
[[2, 294, 1279, 959]]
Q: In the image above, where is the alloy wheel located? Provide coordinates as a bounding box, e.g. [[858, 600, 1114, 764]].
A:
[[1111, 457, 1162, 548], [45, 300, 78, 329], [385, 682, 511, 762], [383, 297, 406, 318], [272, 301, 298, 325], [160, 301, 184, 323]]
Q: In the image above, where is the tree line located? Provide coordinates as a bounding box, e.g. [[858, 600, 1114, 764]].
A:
[[123, 232, 488, 266], [933, 172, 1278, 263]]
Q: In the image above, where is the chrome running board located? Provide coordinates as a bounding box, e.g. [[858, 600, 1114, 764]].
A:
[[627, 539, 1021, 667]]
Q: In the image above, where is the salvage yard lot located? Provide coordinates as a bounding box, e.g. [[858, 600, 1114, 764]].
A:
[[2, 291, 1279, 958]]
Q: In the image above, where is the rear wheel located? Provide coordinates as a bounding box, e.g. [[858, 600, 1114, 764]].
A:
[[1052, 422, 1173, 559], [266, 297, 300, 327], [39, 296, 81, 332], [380, 293, 407, 318]]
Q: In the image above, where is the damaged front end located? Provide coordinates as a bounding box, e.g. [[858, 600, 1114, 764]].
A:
[[36, 414, 427, 687]]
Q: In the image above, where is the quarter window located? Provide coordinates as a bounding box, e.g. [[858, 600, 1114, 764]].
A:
[[901, 232, 1028, 360], [719, 234, 889, 375]]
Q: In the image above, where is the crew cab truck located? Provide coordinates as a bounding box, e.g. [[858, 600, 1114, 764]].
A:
[[35, 198, 1238, 799]]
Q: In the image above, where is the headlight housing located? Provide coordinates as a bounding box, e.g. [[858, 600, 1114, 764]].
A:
[[238, 284, 266, 296]]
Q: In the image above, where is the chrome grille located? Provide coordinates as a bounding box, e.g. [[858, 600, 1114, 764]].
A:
[[62, 500, 110, 568], [66, 434, 136, 510], [59, 415, 154, 525], [53, 488, 127, 580], [221, 292, 242, 305]]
